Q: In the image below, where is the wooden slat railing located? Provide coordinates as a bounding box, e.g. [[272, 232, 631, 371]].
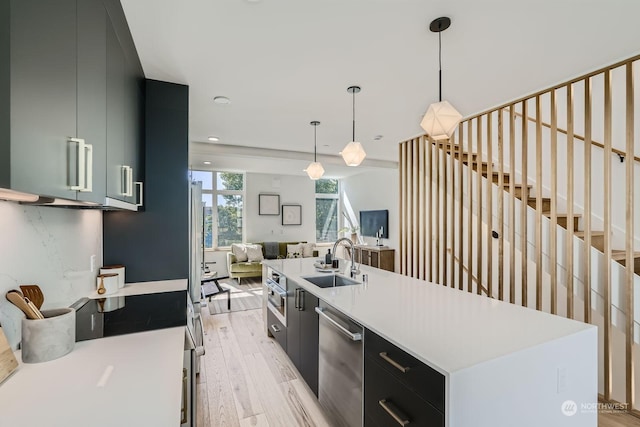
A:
[[399, 54, 639, 414]]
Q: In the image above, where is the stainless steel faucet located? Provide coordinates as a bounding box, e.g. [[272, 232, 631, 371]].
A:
[[332, 237, 360, 278]]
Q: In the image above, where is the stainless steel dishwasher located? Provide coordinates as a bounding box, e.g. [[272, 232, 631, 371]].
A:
[[315, 301, 363, 427]]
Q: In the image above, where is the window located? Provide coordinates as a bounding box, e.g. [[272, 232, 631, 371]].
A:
[[315, 178, 339, 242], [192, 170, 245, 249]]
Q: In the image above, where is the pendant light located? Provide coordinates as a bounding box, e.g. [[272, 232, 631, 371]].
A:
[[340, 85, 366, 166], [420, 17, 462, 140], [304, 121, 325, 180]]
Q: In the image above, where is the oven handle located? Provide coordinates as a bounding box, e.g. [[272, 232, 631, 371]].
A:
[[266, 279, 287, 298]]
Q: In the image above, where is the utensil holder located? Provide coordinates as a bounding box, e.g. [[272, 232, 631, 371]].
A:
[[21, 308, 75, 363], [100, 265, 125, 289]]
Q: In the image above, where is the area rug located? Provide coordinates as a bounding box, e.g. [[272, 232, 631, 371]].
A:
[[206, 277, 263, 315]]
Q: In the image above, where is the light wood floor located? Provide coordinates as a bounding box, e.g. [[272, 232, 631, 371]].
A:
[[198, 307, 640, 427], [197, 307, 331, 427]]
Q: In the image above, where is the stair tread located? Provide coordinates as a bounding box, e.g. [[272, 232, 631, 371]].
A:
[[575, 230, 606, 237], [611, 250, 640, 260], [503, 183, 531, 188], [542, 211, 582, 218]]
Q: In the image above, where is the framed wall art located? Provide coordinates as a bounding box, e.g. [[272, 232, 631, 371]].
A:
[[281, 204, 302, 225], [259, 194, 280, 215]]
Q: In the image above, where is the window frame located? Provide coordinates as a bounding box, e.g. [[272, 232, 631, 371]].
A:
[[194, 170, 246, 250], [315, 178, 341, 243]]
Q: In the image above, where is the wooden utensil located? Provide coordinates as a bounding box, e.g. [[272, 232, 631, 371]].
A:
[[0, 326, 18, 384], [24, 297, 45, 320], [5, 291, 43, 320], [97, 276, 106, 295], [19, 285, 44, 309]]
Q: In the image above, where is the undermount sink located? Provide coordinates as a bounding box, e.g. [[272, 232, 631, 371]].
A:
[[302, 274, 361, 288]]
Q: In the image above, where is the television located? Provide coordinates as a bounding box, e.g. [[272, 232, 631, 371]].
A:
[[359, 210, 389, 238]]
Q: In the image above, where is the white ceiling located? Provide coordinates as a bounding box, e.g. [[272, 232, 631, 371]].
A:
[[121, 0, 640, 177]]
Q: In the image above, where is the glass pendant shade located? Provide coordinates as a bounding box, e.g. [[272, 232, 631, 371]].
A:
[[340, 141, 366, 167], [420, 100, 462, 140], [304, 161, 325, 180]]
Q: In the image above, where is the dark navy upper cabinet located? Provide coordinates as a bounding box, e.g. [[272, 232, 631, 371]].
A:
[[2, 0, 79, 199], [105, 2, 144, 205], [0, 0, 143, 204], [77, 0, 108, 204]]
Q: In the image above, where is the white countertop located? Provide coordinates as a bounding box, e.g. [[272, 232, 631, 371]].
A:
[[0, 280, 187, 427], [263, 258, 594, 375], [0, 327, 184, 427]]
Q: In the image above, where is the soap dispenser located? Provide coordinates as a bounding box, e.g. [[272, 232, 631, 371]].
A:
[[325, 249, 332, 264]]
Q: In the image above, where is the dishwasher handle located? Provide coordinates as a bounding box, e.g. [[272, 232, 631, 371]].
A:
[[315, 307, 362, 341]]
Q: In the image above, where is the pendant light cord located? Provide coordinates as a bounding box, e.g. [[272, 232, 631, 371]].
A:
[[352, 89, 356, 141], [438, 29, 442, 102], [314, 125, 317, 162]]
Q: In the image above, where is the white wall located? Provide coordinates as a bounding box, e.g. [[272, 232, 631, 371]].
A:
[[0, 201, 102, 349], [342, 169, 399, 270], [245, 173, 316, 243]]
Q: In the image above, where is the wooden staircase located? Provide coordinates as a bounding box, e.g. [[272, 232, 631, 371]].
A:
[[440, 142, 640, 275]]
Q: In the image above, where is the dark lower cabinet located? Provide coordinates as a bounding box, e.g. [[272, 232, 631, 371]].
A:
[[365, 354, 444, 427], [267, 309, 286, 351], [285, 283, 319, 396], [364, 329, 445, 427]]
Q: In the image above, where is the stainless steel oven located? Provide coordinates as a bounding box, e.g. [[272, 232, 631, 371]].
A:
[[265, 277, 287, 325]]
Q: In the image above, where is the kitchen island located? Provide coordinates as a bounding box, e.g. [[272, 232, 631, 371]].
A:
[[0, 280, 187, 427], [263, 257, 596, 427]]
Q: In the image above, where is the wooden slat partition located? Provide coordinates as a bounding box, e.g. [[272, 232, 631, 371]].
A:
[[625, 62, 635, 408], [467, 120, 474, 293], [508, 106, 516, 304], [476, 117, 484, 295], [486, 114, 494, 297], [566, 84, 575, 319], [398, 54, 639, 415], [583, 79, 592, 324], [418, 137, 426, 280], [550, 90, 559, 315], [535, 95, 543, 311], [449, 136, 456, 288], [520, 101, 528, 307], [427, 137, 433, 282], [497, 110, 505, 300], [435, 138, 440, 283], [603, 69, 613, 400], [457, 124, 464, 291]]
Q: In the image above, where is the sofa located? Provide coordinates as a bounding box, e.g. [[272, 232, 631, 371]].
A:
[[226, 241, 318, 284]]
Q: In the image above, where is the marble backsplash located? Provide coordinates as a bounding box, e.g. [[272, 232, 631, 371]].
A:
[[0, 201, 102, 349]]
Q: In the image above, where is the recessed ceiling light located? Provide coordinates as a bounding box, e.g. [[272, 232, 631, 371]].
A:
[[213, 96, 231, 105], [323, 144, 330, 147], [374, 135, 384, 141], [207, 136, 220, 142], [203, 161, 212, 165]]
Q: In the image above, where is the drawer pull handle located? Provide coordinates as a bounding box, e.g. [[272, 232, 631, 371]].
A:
[[180, 368, 188, 424], [270, 324, 281, 333], [379, 352, 410, 373], [378, 399, 410, 426]]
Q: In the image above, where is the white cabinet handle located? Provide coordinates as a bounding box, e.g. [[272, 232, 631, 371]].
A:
[[83, 142, 93, 192], [69, 138, 93, 192], [121, 165, 133, 197], [135, 181, 143, 206]]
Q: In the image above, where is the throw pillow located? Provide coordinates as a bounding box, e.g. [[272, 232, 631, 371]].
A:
[[245, 244, 264, 262], [286, 243, 303, 259], [231, 243, 248, 262], [301, 243, 315, 258]]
